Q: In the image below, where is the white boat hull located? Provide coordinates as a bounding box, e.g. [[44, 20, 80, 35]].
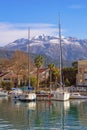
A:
[[11, 93, 22, 99], [52, 91, 70, 101], [19, 92, 36, 102], [0, 91, 8, 97], [11, 89, 23, 99], [70, 93, 87, 99]]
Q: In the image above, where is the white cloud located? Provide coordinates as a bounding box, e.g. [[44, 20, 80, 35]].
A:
[[0, 22, 66, 46], [69, 5, 84, 9], [0, 23, 56, 46]]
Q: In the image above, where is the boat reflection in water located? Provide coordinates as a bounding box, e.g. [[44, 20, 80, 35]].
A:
[[51, 100, 70, 111], [70, 99, 87, 105], [12, 99, 36, 110], [52, 101, 70, 130], [25, 101, 36, 110], [12, 99, 70, 129], [0, 98, 87, 130], [0, 96, 8, 104]]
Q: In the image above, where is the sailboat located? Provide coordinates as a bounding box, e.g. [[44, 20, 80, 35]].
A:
[[19, 28, 36, 102], [51, 16, 70, 101]]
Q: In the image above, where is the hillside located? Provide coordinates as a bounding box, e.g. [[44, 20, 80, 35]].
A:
[[0, 49, 14, 59], [0, 49, 63, 67]]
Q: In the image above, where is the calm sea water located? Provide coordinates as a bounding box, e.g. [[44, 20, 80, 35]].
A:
[[0, 96, 87, 130]]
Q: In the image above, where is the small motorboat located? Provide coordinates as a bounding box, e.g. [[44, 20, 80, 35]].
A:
[[70, 92, 87, 99], [0, 90, 8, 97]]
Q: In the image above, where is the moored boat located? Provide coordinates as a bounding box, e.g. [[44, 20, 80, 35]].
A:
[[50, 16, 70, 101], [36, 91, 53, 101], [70, 92, 87, 99], [11, 88, 23, 99], [0, 90, 8, 97], [18, 29, 37, 102], [51, 90, 70, 101], [19, 92, 36, 102]]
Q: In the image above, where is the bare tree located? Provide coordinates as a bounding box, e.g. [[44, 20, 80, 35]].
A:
[[11, 50, 34, 87]]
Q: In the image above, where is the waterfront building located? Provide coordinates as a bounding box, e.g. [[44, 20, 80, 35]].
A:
[[76, 60, 87, 91]]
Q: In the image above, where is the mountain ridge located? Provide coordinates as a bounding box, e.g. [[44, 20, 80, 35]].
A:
[[2, 35, 87, 61]]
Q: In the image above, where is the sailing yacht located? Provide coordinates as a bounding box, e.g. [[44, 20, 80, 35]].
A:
[[19, 29, 36, 102], [51, 17, 70, 101]]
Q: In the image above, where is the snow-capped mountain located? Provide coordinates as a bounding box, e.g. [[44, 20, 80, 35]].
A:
[[3, 35, 87, 61]]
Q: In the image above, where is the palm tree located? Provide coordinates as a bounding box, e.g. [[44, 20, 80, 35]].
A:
[[34, 55, 43, 91], [48, 63, 55, 90], [52, 67, 60, 83]]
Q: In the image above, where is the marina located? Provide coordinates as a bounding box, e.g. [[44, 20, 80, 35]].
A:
[[0, 1, 87, 130]]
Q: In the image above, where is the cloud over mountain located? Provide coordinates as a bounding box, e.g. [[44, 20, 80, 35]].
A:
[[0, 23, 58, 46]]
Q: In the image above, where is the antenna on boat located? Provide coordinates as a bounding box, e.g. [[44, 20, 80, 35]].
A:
[[28, 28, 30, 89], [58, 14, 63, 89]]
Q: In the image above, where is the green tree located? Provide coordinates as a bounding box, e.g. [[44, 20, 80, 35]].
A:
[[30, 76, 37, 88], [72, 61, 78, 69], [48, 63, 55, 89], [65, 78, 70, 86], [63, 67, 77, 86], [1, 81, 13, 90], [34, 55, 44, 91], [52, 67, 60, 82]]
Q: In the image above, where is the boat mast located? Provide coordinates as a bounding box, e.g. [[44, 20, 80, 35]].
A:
[[28, 28, 30, 88], [59, 15, 63, 89]]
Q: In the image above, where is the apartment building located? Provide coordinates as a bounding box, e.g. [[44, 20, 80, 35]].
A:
[[76, 60, 87, 88]]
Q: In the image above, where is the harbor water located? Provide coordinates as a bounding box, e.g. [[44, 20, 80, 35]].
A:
[[0, 96, 87, 130]]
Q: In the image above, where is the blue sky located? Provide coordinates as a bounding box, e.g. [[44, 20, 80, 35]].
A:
[[0, 0, 87, 46]]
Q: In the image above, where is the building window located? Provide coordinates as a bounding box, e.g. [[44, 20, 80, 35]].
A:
[[3, 78, 10, 81]]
